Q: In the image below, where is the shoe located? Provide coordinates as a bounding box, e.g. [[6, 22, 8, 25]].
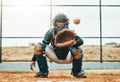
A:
[[34, 71, 49, 78], [71, 71, 87, 78]]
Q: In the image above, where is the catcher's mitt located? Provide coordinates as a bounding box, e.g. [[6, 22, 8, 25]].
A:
[[54, 29, 75, 48]]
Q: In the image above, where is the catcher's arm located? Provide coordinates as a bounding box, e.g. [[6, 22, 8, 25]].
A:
[[55, 40, 75, 48], [30, 61, 36, 71], [30, 43, 46, 71], [43, 29, 53, 44], [30, 54, 36, 71], [74, 35, 84, 46]]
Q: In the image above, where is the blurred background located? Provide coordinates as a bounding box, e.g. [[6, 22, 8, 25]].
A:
[[0, 0, 120, 62]]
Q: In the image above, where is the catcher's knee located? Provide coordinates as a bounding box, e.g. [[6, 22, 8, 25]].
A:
[[72, 49, 82, 59], [34, 44, 42, 55]]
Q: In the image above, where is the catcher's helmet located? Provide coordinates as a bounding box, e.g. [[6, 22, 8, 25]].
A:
[[53, 13, 69, 26]]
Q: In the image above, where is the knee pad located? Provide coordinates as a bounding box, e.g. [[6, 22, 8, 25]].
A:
[[72, 49, 82, 59], [34, 44, 42, 55]]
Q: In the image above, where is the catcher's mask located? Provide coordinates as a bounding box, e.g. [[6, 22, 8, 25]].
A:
[[53, 13, 69, 27]]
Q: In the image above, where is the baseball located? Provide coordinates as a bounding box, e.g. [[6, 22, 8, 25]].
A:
[[73, 18, 80, 25]]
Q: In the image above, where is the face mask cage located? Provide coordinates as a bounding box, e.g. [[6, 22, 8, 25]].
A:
[[55, 18, 66, 23]]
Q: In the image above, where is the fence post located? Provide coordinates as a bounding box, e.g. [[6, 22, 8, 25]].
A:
[[99, 0, 103, 63], [0, 0, 2, 63]]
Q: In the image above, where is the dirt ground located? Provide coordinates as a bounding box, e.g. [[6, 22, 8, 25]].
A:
[[0, 70, 120, 82], [1, 45, 120, 82]]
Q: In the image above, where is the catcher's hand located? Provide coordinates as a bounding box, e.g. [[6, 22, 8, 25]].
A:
[[30, 61, 36, 71], [54, 29, 75, 48]]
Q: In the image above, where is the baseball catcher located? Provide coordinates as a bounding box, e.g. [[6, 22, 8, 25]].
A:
[[30, 13, 87, 78]]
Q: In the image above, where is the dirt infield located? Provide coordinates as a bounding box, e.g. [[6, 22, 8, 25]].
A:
[[0, 70, 120, 82]]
